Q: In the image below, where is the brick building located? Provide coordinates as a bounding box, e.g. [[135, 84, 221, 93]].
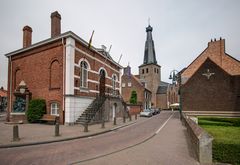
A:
[[6, 11, 124, 125], [122, 24, 179, 109], [181, 39, 240, 116], [121, 66, 151, 109]]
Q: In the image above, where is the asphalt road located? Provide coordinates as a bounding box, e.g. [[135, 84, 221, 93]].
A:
[[0, 111, 195, 165]]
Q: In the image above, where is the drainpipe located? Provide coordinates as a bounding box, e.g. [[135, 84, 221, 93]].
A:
[[62, 37, 66, 124]]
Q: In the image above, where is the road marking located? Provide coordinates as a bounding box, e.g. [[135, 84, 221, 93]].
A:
[[155, 112, 174, 134]]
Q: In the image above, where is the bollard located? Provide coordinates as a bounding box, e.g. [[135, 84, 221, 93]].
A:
[[55, 123, 60, 136], [123, 116, 126, 123], [13, 125, 20, 141], [129, 115, 132, 121], [135, 114, 137, 120], [84, 123, 88, 132], [101, 119, 105, 128], [113, 117, 117, 125]]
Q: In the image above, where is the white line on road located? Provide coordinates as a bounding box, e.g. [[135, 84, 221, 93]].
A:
[[155, 112, 174, 134]]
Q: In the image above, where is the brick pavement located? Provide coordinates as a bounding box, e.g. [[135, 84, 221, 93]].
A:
[[0, 115, 143, 147], [78, 112, 200, 165]]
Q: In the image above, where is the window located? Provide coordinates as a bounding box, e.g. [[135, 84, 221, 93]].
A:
[[122, 83, 126, 87], [154, 68, 156, 73], [50, 60, 60, 89], [112, 75, 117, 90], [146, 68, 148, 73], [80, 61, 88, 88], [128, 82, 132, 87], [142, 69, 144, 74], [157, 69, 159, 73], [51, 102, 59, 116]]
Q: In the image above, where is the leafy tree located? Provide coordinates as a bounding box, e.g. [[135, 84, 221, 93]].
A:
[[27, 99, 46, 123], [130, 90, 137, 104]]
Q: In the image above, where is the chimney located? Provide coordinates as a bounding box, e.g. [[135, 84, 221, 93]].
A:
[[51, 11, 61, 37], [23, 26, 32, 48]]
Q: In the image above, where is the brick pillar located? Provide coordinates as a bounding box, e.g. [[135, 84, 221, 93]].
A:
[[23, 26, 32, 48], [51, 11, 61, 38]]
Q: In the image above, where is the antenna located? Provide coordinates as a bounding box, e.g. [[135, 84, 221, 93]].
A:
[[148, 17, 150, 26]]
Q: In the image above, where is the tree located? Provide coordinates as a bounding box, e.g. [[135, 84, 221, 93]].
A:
[[130, 90, 137, 104]]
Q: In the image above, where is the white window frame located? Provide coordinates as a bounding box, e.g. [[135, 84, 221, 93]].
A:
[[128, 82, 132, 87], [122, 83, 126, 87], [51, 102, 59, 116], [112, 74, 117, 90]]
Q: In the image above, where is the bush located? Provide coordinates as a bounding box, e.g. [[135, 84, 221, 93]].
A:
[[27, 99, 46, 123], [130, 90, 137, 104]]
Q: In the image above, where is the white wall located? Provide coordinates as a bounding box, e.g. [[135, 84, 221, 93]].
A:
[[65, 96, 94, 125]]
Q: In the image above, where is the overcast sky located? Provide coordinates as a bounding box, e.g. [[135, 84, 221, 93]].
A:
[[1, 0, 240, 89]]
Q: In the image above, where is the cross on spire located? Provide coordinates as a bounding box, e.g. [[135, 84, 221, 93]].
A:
[[148, 17, 150, 26]]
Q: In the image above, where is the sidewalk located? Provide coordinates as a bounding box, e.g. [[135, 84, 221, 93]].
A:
[[0, 116, 142, 148]]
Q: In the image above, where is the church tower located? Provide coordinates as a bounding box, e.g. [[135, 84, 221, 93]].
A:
[[139, 24, 161, 108]]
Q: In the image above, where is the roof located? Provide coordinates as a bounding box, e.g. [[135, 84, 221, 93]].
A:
[[5, 31, 123, 69], [160, 81, 169, 86], [143, 25, 157, 65], [181, 39, 240, 84], [0, 89, 7, 97]]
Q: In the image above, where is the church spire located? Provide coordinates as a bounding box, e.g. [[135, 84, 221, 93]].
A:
[[143, 24, 157, 65]]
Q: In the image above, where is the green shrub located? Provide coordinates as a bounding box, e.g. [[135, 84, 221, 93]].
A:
[[27, 99, 46, 123], [130, 90, 137, 104]]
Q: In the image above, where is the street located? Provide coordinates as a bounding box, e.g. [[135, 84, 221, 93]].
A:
[[0, 111, 198, 165]]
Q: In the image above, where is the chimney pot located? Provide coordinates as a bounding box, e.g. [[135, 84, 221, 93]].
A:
[[51, 11, 61, 37], [23, 25, 32, 48]]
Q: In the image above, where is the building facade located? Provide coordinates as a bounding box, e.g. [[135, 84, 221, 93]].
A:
[[121, 66, 152, 109], [6, 11, 123, 124], [181, 39, 240, 116]]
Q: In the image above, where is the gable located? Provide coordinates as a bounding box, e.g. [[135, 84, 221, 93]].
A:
[[181, 39, 240, 84]]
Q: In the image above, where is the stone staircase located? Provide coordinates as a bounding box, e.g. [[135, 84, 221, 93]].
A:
[[76, 96, 106, 124]]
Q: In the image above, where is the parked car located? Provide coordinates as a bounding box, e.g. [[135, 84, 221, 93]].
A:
[[140, 109, 153, 117], [150, 108, 157, 115]]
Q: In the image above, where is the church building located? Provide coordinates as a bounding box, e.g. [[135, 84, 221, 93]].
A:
[[181, 38, 240, 116], [6, 11, 123, 125], [122, 24, 179, 109]]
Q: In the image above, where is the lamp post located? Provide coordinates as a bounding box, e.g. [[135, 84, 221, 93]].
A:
[[169, 70, 182, 119]]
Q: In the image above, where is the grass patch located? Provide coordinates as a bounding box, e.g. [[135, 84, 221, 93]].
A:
[[198, 117, 240, 165]]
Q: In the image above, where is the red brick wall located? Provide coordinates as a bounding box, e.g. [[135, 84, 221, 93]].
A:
[[74, 41, 121, 97], [121, 75, 144, 104], [182, 58, 240, 112], [8, 41, 64, 123]]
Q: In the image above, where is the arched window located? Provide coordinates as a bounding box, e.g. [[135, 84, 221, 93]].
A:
[[50, 60, 60, 89], [51, 102, 59, 116], [112, 75, 117, 90], [80, 61, 88, 88]]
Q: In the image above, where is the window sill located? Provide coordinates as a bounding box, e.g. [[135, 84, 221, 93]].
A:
[[80, 88, 89, 93]]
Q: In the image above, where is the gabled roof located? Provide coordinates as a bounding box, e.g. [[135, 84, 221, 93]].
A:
[[181, 39, 240, 84], [5, 31, 123, 69]]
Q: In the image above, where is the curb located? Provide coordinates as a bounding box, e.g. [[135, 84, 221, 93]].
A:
[[0, 121, 137, 148]]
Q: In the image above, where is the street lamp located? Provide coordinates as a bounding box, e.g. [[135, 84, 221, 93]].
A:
[[169, 70, 182, 119]]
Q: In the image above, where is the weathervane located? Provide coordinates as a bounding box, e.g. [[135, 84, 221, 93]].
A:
[[202, 69, 215, 80]]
